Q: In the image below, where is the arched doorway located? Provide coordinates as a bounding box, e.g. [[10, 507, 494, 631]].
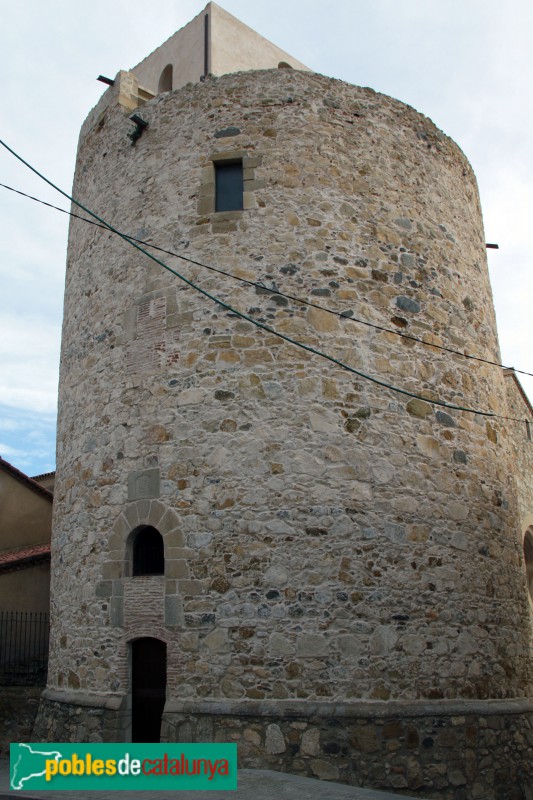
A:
[[131, 638, 167, 742]]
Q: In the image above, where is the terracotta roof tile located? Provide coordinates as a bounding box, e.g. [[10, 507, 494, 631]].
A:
[[31, 470, 56, 481], [0, 543, 51, 572]]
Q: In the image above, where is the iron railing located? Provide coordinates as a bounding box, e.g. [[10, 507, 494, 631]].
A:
[[0, 611, 49, 685]]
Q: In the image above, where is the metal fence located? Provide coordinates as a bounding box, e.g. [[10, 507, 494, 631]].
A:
[[0, 611, 49, 685]]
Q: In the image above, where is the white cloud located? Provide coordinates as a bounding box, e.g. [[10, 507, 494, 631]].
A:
[[0, 404, 56, 474], [0, 314, 60, 414], [0, 442, 26, 458], [1, 0, 532, 475]]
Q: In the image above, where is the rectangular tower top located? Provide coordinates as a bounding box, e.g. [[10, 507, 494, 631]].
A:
[[131, 2, 310, 96]]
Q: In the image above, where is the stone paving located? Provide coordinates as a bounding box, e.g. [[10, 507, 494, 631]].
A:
[[0, 761, 426, 800]]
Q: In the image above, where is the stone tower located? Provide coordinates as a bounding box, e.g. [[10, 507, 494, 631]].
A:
[[34, 4, 533, 797]]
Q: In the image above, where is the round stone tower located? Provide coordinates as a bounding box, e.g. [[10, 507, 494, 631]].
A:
[[35, 61, 533, 797]]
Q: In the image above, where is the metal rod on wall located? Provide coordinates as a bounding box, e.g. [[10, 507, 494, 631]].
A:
[[204, 13, 209, 77]]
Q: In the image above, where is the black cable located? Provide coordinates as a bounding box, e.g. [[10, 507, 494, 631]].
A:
[[2, 180, 532, 381], [0, 151, 529, 425]]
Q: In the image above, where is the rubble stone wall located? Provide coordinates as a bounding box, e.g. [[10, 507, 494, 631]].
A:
[[504, 374, 533, 529], [33, 694, 533, 799], [0, 686, 43, 755], [36, 68, 533, 798]]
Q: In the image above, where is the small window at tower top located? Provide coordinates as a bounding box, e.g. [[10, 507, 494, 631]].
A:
[[215, 160, 243, 212], [158, 64, 173, 93]]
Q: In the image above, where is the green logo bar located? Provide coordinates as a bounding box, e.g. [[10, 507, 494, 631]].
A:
[[10, 743, 237, 791]]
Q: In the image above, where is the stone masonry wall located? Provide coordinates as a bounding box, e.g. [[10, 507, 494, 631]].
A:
[[37, 67, 533, 794], [0, 686, 43, 756], [32, 695, 533, 800], [162, 701, 533, 800], [504, 371, 533, 621], [505, 373, 533, 528]]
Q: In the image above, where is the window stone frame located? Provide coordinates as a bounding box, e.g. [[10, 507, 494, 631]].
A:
[[197, 150, 263, 217]]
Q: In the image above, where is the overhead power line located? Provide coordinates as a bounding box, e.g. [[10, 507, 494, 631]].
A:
[[0, 139, 529, 425], [1, 180, 532, 382]]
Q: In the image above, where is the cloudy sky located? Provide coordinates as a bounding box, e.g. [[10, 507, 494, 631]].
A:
[[1, 0, 532, 476]]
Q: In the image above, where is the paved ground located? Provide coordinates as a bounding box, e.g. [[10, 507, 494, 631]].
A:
[[0, 761, 427, 800]]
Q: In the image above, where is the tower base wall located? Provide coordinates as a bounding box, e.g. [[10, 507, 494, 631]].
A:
[[33, 694, 533, 799], [32, 690, 124, 744]]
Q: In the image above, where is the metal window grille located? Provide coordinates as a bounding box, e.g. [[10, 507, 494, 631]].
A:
[[0, 611, 49, 685]]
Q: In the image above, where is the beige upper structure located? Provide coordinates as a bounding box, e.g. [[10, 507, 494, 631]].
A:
[[131, 2, 309, 95]]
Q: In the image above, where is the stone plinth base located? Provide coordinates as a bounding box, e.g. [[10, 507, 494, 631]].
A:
[[32, 689, 124, 744], [33, 694, 533, 800]]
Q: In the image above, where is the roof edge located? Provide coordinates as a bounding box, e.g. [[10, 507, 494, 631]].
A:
[[0, 543, 51, 574], [0, 457, 54, 501], [31, 470, 56, 481]]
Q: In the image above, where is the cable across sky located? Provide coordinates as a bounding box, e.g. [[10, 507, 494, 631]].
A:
[[0, 138, 530, 425], [2, 180, 532, 382]]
